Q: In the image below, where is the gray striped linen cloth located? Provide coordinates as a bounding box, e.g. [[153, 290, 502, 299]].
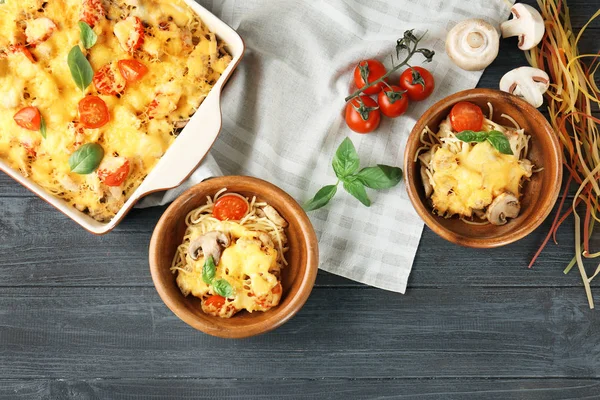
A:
[[138, 0, 514, 293]]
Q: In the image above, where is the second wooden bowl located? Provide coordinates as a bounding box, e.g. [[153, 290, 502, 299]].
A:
[[404, 89, 562, 248], [149, 176, 319, 338]]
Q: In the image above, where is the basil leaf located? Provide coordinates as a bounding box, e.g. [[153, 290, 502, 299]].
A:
[[68, 46, 93, 92], [487, 131, 514, 155], [68, 143, 104, 174], [304, 184, 337, 211], [455, 130, 489, 143], [78, 21, 97, 49], [332, 137, 359, 178], [343, 178, 371, 207], [202, 255, 216, 284], [213, 279, 234, 298], [40, 114, 47, 139], [356, 165, 403, 189]]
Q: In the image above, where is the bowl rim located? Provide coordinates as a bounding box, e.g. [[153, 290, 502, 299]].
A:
[[148, 176, 320, 338], [404, 88, 563, 248]]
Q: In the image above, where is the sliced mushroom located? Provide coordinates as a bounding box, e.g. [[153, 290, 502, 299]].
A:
[[499, 67, 549, 108], [500, 4, 545, 51], [485, 192, 520, 225], [188, 231, 230, 263], [262, 205, 288, 227], [420, 166, 433, 198], [446, 19, 499, 71]]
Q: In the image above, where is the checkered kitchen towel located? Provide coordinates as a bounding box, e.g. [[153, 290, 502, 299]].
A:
[[138, 0, 514, 293]]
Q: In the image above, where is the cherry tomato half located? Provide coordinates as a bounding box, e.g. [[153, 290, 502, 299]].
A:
[[14, 107, 41, 131], [204, 295, 226, 309], [345, 95, 381, 134], [213, 194, 249, 221], [117, 59, 148, 83], [78, 95, 110, 129], [353, 59, 387, 95], [93, 63, 126, 96], [8, 44, 35, 63], [378, 85, 409, 118], [399, 66, 435, 101], [449, 101, 484, 132], [97, 156, 130, 186]]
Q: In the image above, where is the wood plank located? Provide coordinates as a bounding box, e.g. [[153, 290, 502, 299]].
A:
[[0, 196, 596, 288], [0, 286, 598, 379], [1, 378, 600, 400]]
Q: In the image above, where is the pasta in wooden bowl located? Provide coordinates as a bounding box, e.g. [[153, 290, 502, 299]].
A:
[[149, 176, 319, 338]]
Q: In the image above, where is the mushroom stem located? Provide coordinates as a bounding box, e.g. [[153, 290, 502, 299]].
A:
[[499, 18, 521, 39]]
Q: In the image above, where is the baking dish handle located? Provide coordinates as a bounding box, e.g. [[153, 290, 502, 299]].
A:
[[134, 86, 223, 196]]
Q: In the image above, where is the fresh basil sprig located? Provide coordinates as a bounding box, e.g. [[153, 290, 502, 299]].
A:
[[68, 46, 93, 92], [201, 255, 234, 298], [213, 279, 234, 298], [78, 21, 97, 49], [202, 256, 216, 284], [40, 114, 47, 139], [456, 130, 514, 155], [68, 143, 104, 174], [304, 137, 403, 211]]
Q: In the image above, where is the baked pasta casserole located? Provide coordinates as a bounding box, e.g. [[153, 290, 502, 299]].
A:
[[0, 0, 231, 221]]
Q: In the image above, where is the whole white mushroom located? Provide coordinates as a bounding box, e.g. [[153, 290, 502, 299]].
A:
[[445, 19, 500, 71]]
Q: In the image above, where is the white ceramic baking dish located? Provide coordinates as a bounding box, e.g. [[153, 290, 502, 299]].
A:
[[0, 1, 245, 234]]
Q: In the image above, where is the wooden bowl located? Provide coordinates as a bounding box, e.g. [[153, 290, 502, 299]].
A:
[[404, 88, 562, 248], [149, 176, 319, 338]]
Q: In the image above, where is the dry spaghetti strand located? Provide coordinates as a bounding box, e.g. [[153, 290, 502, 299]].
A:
[[527, 0, 600, 308]]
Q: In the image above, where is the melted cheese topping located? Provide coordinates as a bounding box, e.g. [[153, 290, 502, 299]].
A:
[[430, 141, 530, 217], [176, 222, 282, 315], [0, 0, 231, 221]]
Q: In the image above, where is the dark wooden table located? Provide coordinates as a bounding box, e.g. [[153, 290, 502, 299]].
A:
[[1, 1, 600, 398]]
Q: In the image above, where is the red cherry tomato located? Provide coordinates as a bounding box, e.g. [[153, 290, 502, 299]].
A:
[[8, 44, 35, 63], [399, 66, 435, 101], [449, 101, 484, 132], [97, 156, 130, 186], [353, 59, 387, 95], [271, 283, 282, 294], [14, 107, 41, 131], [80, 0, 105, 28], [377, 86, 409, 118], [78, 96, 110, 129], [117, 59, 148, 83], [204, 295, 226, 309], [93, 63, 126, 96], [345, 95, 381, 134], [213, 194, 249, 221]]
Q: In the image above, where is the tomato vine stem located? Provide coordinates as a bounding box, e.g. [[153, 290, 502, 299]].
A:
[[344, 31, 433, 103]]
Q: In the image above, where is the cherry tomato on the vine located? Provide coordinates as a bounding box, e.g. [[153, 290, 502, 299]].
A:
[[345, 95, 381, 134], [353, 59, 387, 95], [449, 101, 484, 132], [378, 85, 409, 118], [399, 66, 435, 101]]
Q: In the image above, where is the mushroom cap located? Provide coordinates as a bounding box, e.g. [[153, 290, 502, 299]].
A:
[[188, 231, 230, 263], [485, 192, 520, 225], [499, 66, 550, 108], [500, 3, 545, 51], [445, 19, 500, 71]]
